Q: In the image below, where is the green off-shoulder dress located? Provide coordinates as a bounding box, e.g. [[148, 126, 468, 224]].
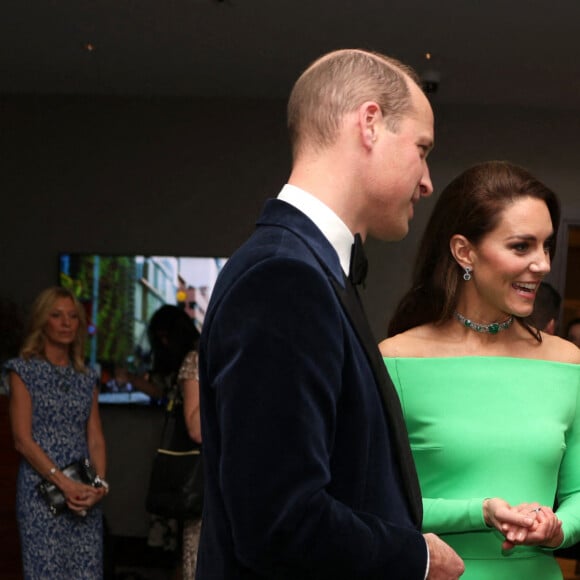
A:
[[384, 356, 580, 580]]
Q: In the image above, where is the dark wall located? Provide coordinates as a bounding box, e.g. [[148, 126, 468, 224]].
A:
[[1, 95, 289, 313]]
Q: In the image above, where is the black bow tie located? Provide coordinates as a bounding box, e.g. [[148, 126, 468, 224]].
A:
[[349, 233, 368, 286]]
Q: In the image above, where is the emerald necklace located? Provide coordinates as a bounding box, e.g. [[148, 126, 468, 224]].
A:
[[454, 311, 514, 334]]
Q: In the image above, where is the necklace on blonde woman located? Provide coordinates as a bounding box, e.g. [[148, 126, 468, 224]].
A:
[[454, 311, 514, 334]]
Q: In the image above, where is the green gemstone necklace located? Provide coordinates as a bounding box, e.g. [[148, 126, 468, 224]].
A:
[[454, 311, 514, 334]]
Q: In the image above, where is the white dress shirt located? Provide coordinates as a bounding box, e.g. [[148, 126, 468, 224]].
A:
[[277, 184, 354, 277]]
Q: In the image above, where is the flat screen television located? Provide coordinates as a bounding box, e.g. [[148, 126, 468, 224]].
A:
[[59, 253, 227, 403]]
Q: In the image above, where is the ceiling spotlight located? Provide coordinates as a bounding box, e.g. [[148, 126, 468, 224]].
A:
[[419, 52, 440, 94], [84, 42, 95, 52]]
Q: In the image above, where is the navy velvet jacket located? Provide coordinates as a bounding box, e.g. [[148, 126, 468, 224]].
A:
[[197, 199, 427, 579]]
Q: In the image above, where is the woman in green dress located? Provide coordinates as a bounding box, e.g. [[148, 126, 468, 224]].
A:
[[380, 161, 580, 579]]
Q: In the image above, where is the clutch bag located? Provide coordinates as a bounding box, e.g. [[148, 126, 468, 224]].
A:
[[37, 458, 99, 516]]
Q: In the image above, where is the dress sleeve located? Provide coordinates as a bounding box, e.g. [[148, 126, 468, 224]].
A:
[[178, 351, 199, 382], [422, 498, 488, 533], [3, 358, 28, 394], [554, 367, 580, 548]]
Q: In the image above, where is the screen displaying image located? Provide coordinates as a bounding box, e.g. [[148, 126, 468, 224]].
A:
[[59, 253, 227, 403]]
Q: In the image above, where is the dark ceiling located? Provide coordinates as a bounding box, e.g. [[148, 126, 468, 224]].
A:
[[2, 0, 580, 109]]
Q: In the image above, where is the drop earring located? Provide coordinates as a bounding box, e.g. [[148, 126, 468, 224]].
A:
[[463, 266, 472, 281]]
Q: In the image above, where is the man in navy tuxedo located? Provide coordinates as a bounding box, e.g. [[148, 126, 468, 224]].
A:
[[197, 49, 464, 579]]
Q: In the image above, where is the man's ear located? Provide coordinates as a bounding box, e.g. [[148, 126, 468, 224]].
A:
[[358, 101, 382, 149], [450, 234, 474, 270]]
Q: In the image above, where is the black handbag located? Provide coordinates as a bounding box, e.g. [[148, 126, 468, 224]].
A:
[[145, 395, 204, 519], [37, 458, 99, 516]]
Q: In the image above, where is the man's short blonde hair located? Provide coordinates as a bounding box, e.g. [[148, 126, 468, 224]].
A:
[[287, 49, 421, 159]]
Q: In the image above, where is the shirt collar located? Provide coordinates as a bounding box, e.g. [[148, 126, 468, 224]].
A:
[[277, 184, 354, 276]]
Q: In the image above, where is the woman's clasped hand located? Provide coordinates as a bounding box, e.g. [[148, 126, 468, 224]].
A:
[[483, 498, 563, 550]]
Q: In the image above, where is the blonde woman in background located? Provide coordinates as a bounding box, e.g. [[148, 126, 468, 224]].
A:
[[6, 286, 108, 579]]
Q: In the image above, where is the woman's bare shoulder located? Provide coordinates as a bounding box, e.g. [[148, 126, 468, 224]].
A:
[[379, 325, 438, 358], [539, 333, 580, 364]]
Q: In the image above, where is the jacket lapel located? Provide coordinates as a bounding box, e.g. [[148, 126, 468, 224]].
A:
[[330, 275, 423, 527]]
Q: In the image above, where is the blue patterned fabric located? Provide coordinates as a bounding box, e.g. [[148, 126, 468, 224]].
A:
[[5, 357, 103, 579]]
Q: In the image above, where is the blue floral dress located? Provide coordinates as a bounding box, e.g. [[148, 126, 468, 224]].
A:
[[5, 357, 103, 580]]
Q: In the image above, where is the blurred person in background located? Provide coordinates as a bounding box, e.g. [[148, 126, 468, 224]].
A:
[[565, 318, 580, 348], [526, 281, 562, 335]]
